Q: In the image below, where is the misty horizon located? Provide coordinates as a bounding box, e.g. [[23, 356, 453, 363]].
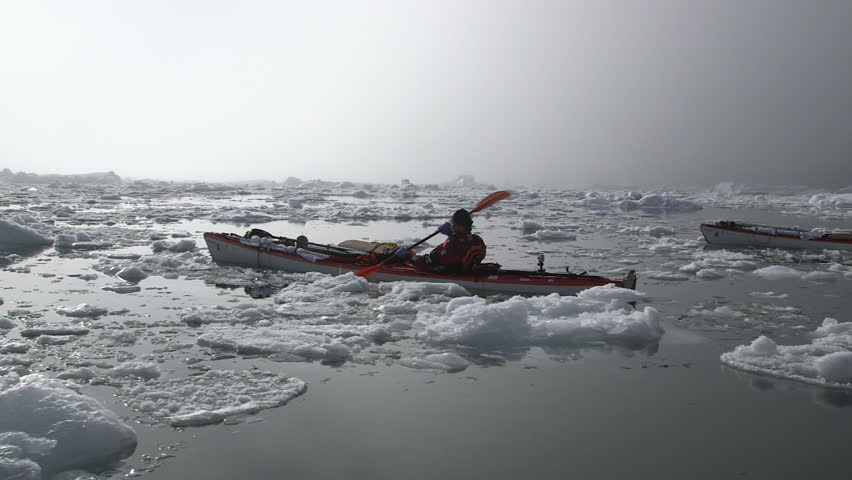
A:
[[2, 1, 850, 188]]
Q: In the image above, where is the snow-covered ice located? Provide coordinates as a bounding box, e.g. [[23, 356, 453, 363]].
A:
[[751, 265, 804, 281], [721, 319, 852, 388], [120, 370, 306, 426], [416, 285, 660, 348], [55, 304, 109, 318], [0, 375, 137, 474], [0, 218, 54, 246]]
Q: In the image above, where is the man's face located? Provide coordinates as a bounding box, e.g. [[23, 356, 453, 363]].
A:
[[451, 222, 469, 236]]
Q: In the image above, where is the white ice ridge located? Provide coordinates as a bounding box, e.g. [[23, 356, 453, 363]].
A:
[[55, 303, 109, 318], [0, 217, 54, 246], [416, 285, 661, 347], [520, 229, 577, 241], [197, 328, 361, 362], [0, 374, 137, 475], [721, 318, 852, 388], [120, 370, 307, 427]]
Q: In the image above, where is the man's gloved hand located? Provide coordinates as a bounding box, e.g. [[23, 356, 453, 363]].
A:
[[437, 222, 452, 235], [394, 247, 411, 259]]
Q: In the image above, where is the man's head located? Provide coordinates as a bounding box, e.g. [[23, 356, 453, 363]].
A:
[[451, 208, 473, 235]]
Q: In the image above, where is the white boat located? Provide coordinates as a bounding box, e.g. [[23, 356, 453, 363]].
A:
[[700, 221, 852, 251], [204, 232, 637, 296]]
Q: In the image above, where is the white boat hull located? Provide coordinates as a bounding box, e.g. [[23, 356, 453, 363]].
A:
[[700, 224, 852, 251]]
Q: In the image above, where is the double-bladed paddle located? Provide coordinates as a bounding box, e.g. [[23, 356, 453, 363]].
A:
[[355, 190, 511, 278]]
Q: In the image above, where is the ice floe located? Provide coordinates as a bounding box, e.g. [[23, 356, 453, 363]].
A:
[[20, 326, 90, 337], [679, 250, 758, 273], [116, 266, 149, 282], [721, 318, 852, 388], [751, 265, 804, 280], [55, 304, 109, 318], [119, 370, 306, 426], [642, 270, 690, 281], [0, 374, 137, 474], [749, 291, 790, 299], [416, 285, 659, 348], [399, 352, 470, 373], [152, 239, 196, 253], [521, 229, 576, 241], [0, 217, 54, 246]]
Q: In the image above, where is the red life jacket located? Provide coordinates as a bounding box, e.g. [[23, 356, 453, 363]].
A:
[[413, 233, 486, 274]]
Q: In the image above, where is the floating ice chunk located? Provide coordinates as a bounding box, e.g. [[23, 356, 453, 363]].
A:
[[721, 318, 852, 388], [0, 317, 14, 329], [152, 239, 196, 253], [0, 219, 53, 246], [749, 291, 789, 299], [0, 375, 137, 473], [575, 284, 645, 305], [802, 271, 838, 283], [102, 284, 141, 294], [56, 303, 109, 318], [749, 336, 778, 355], [521, 229, 576, 241], [197, 327, 353, 361], [37, 336, 72, 346], [646, 226, 675, 237], [400, 353, 470, 373], [116, 266, 148, 282], [54, 234, 77, 248], [120, 370, 306, 427], [696, 269, 726, 280], [647, 237, 699, 254], [69, 241, 113, 251], [642, 270, 689, 281], [680, 250, 757, 272], [521, 220, 544, 233], [619, 194, 702, 213], [20, 326, 89, 337], [0, 341, 28, 353], [420, 297, 532, 346], [417, 286, 659, 348], [532, 307, 663, 346], [690, 306, 744, 319], [275, 273, 370, 304], [108, 362, 160, 380], [752, 265, 803, 280], [0, 432, 56, 480], [815, 352, 852, 384], [378, 280, 470, 302], [56, 368, 98, 382]]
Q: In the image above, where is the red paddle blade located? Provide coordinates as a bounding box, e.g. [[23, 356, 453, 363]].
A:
[[470, 190, 511, 213], [355, 262, 384, 278]]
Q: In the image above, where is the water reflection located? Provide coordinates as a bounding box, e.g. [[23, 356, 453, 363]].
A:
[[0, 245, 50, 267], [723, 365, 852, 408]]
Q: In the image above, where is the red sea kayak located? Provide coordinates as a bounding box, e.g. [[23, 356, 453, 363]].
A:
[[204, 232, 636, 296]]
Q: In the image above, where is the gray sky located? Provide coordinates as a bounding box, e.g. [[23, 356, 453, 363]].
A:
[[1, 0, 850, 187]]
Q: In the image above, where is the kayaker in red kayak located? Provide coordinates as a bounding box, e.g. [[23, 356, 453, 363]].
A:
[[393, 209, 487, 274]]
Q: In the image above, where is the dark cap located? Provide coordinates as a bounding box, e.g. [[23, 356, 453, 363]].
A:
[[451, 209, 473, 229]]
